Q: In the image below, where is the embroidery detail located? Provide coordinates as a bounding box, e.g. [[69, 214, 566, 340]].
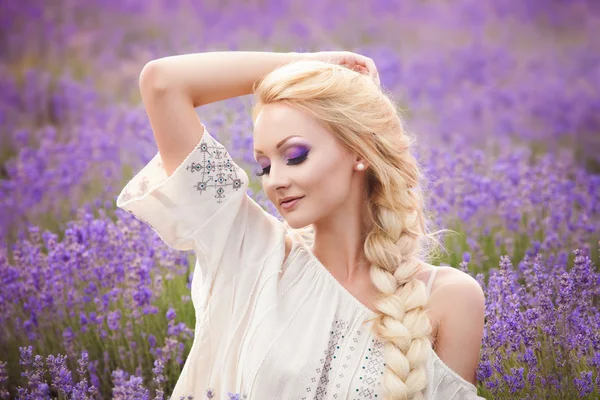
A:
[[188, 136, 244, 204], [306, 318, 349, 400], [120, 174, 150, 203], [302, 323, 387, 400], [138, 175, 150, 194], [118, 133, 244, 209], [121, 189, 133, 203], [351, 337, 385, 399]]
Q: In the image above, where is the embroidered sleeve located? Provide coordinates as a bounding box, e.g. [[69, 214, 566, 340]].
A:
[[116, 123, 284, 282]]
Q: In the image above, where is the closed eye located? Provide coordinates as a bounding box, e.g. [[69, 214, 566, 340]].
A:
[[255, 153, 308, 177]]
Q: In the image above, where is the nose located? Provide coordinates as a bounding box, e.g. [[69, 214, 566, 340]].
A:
[[264, 164, 291, 192]]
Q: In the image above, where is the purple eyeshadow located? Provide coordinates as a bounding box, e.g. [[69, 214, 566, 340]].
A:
[[287, 145, 310, 160], [258, 145, 309, 168]]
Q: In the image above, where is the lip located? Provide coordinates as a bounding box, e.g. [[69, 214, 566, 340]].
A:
[[280, 196, 304, 210]]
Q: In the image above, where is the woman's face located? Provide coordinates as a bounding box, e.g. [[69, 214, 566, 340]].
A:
[[253, 103, 361, 229]]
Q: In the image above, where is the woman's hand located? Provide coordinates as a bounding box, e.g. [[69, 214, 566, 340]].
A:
[[303, 50, 381, 87]]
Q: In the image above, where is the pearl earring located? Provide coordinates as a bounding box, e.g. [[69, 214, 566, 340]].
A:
[[357, 163, 365, 171]]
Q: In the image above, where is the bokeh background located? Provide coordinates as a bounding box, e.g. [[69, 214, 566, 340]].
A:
[[1, 0, 599, 399]]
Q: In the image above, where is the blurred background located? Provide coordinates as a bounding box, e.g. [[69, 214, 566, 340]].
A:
[[0, 0, 598, 399]]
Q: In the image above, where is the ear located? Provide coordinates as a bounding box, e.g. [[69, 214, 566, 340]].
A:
[[354, 155, 370, 170]]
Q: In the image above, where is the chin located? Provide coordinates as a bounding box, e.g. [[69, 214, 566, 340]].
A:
[[283, 215, 313, 230], [284, 218, 305, 230]]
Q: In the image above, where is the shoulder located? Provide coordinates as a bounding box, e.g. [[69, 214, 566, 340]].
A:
[[429, 266, 485, 308], [427, 266, 485, 386], [429, 267, 485, 336]]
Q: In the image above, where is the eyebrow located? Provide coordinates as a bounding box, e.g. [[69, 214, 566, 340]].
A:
[[254, 135, 302, 155]]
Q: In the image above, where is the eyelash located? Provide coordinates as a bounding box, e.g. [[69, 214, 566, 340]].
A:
[[255, 153, 308, 177]]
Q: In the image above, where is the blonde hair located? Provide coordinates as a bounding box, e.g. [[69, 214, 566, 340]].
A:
[[251, 58, 449, 400]]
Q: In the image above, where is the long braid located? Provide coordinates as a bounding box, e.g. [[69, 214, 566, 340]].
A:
[[365, 185, 434, 399]]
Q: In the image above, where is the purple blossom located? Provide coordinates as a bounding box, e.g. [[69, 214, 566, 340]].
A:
[[148, 334, 157, 348], [45, 354, 73, 395], [111, 369, 149, 400], [166, 308, 176, 321], [574, 371, 594, 398], [152, 359, 165, 400], [107, 310, 122, 331], [0, 361, 10, 399]]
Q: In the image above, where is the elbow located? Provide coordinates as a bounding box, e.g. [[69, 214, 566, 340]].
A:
[[139, 60, 172, 94]]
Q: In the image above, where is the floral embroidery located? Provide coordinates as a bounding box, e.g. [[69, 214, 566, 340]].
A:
[[138, 175, 150, 194], [120, 175, 149, 203], [188, 136, 244, 204], [120, 189, 133, 203]]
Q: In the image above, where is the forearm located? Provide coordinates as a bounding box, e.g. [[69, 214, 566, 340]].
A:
[[141, 51, 305, 107]]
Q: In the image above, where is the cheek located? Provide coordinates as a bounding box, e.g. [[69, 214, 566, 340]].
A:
[[305, 155, 353, 205]]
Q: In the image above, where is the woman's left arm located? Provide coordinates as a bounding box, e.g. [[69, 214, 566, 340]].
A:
[[430, 277, 486, 386]]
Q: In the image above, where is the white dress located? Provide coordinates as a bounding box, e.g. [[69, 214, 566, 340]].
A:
[[116, 124, 486, 400]]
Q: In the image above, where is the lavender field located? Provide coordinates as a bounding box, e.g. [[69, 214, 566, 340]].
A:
[[0, 0, 599, 399]]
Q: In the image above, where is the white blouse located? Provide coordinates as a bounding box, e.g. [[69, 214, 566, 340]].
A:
[[116, 124, 486, 400]]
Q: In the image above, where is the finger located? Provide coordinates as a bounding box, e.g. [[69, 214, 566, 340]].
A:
[[352, 65, 368, 75], [366, 59, 380, 86], [364, 57, 378, 79]]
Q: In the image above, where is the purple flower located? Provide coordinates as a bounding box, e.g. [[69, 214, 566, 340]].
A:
[[462, 251, 471, 263], [46, 354, 73, 395], [148, 334, 157, 348], [0, 361, 9, 399], [166, 308, 176, 321], [107, 310, 121, 331], [574, 371, 594, 398], [111, 369, 149, 400], [152, 360, 165, 400]]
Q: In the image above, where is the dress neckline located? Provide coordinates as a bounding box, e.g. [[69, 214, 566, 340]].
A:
[[294, 240, 379, 318], [289, 238, 478, 394]]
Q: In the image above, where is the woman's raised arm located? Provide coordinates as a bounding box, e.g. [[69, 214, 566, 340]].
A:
[[138, 51, 303, 176], [142, 51, 303, 107]]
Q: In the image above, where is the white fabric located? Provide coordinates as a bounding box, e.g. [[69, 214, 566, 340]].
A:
[[116, 124, 486, 400]]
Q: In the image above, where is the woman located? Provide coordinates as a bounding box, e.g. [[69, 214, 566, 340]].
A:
[[117, 50, 486, 400]]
